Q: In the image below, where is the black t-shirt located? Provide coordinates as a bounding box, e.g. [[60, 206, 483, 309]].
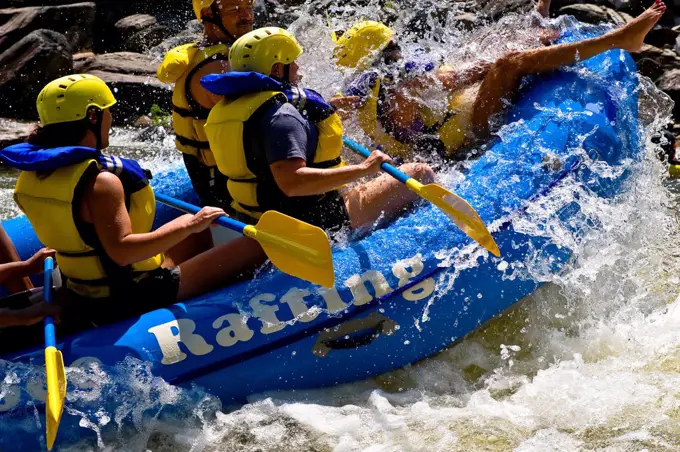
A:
[[259, 102, 319, 165], [244, 101, 349, 231]]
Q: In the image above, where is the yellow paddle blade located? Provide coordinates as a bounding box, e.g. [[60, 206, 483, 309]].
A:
[[412, 181, 500, 257], [245, 211, 335, 288], [45, 346, 66, 451]]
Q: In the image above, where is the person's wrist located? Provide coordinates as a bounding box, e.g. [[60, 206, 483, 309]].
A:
[[178, 214, 195, 232], [19, 259, 35, 275], [357, 162, 371, 176]]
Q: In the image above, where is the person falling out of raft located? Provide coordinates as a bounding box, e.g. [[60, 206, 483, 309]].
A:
[[0, 74, 266, 325], [199, 27, 435, 232], [157, 0, 255, 214], [330, 0, 667, 159], [0, 229, 59, 328]]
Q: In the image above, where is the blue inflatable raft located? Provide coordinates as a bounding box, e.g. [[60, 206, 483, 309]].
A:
[[0, 29, 643, 449]]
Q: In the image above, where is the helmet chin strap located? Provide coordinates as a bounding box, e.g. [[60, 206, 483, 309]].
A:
[[272, 64, 292, 84], [202, 2, 237, 44]]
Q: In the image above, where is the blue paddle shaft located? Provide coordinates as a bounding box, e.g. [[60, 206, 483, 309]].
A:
[[43, 257, 56, 348], [155, 193, 247, 234], [342, 136, 411, 184]]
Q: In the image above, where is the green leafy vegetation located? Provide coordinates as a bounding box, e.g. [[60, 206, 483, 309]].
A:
[[149, 104, 171, 128]]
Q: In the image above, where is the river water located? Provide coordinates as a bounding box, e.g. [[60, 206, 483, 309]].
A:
[[3, 4, 680, 451]]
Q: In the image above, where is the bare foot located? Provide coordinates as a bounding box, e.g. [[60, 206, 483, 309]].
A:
[[617, 0, 666, 52], [536, 0, 551, 18]]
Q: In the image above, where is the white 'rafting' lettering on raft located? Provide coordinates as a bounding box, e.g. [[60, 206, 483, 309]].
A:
[[249, 293, 283, 334], [393, 254, 436, 301], [147, 319, 214, 365], [344, 270, 392, 305], [214, 313, 254, 347], [145, 253, 434, 366], [143, 254, 435, 365], [0, 255, 437, 411]]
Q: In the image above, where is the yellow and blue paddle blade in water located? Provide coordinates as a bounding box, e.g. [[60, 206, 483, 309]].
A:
[[43, 257, 66, 450], [45, 346, 66, 450], [343, 136, 500, 257], [155, 194, 335, 288], [245, 211, 335, 288], [405, 180, 500, 257]]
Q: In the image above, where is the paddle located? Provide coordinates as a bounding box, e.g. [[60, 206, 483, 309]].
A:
[[155, 193, 335, 288], [343, 136, 500, 257], [43, 256, 66, 451]]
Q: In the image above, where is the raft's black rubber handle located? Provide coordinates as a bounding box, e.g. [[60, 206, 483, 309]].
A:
[[312, 312, 398, 357], [320, 321, 387, 350]]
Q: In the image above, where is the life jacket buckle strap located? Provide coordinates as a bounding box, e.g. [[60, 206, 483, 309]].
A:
[[237, 202, 266, 212], [229, 177, 258, 183], [58, 249, 100, 258], [309, 157, 343, 169], [172, 104, 208, 119], [66, 276, 110, 286], [176, 134, 211, 149], [423, 111, 457, 135]]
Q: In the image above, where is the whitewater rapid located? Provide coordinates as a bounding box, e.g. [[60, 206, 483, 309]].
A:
[[3, 4, 680, 450]]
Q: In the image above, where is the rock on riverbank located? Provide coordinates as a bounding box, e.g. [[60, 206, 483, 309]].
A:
[[0, 2, 187, 129]]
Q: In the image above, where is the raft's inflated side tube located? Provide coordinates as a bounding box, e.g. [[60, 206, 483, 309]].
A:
[[0, 26, 643, 450]]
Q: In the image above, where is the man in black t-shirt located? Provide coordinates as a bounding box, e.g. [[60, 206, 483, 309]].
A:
[[205, 28, 436, 232]]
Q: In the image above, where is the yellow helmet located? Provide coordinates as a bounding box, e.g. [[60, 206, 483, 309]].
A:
[[333, 21, 394, 70], [193, 0, 215, 23], [229, 27, 303, 75], [36, 74, 117, 127]]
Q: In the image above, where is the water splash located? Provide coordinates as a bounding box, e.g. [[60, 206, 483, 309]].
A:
[[2, 2, 679, 450], [151, 10, 679, 452]]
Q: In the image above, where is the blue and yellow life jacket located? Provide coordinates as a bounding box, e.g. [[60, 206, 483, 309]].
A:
[[0, 144, 164, 298], [158, 42, 230, 167], [346, 63, 471, 157], [201, 72, 345, 219]]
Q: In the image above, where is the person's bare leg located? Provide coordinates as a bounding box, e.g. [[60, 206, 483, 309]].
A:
[[535, 0, 560, 44], [343, 163, 435, 230], [536, 0, 551, 18], [176, 237, 266, 301], [471, 1, 666, 138], [0, 224, 32, 292], [164, 229, 213, 267]]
